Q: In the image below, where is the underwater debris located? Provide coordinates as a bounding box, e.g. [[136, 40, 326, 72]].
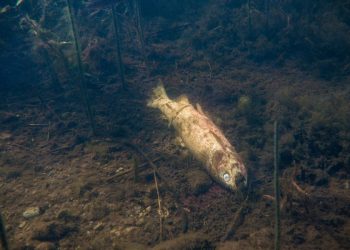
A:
[[16, 0, 25, 7], [148, 82, 247, 191], [23, 207, 41, 219], [0, 5, 11, 14]]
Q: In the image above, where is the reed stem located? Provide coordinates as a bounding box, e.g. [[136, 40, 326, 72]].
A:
[[274, 120, 281, 250], [248, 0, 252, 37], [265, 0, 270, 33], [0, 212, 9, 250], [111, 4, 126, 90], [66, 0, 96, 135], [153, 170, 163, 241], [134, 0, 145, 54]]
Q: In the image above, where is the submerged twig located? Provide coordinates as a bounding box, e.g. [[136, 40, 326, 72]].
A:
[[28, 123, 49, 126], [104, 139, 189, 240], [106, 157, 161, 182], [123, 142, 159, 172], [153, 168, 163, 241], [9, 143, 36, 155], [291, 178, 309, 197], [222, 176, 252, 242], [47, 121, 51, 141], [207, 60, 212, 79], [221, 194, 249, 241]]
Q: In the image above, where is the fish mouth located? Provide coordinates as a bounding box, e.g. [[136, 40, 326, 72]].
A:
[[235, 172, 247, 190]]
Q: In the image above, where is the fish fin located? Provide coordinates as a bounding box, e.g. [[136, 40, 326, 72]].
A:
[[175, 136, 186, 148], [176, 94, 190, 105], [147, 80, 169, 108], [196, 103, 204, 115]]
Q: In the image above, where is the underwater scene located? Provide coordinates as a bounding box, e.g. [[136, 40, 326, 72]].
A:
[[1, 0, 350, 249]]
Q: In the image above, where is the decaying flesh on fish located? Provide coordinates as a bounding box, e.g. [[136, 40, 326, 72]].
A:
[[147, 82, 247, 191]]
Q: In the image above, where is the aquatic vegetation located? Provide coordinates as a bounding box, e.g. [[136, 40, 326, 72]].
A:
[[111, 3, 126, 90], [133, 0, 145, 54], [65, 0, 96, 135], [22, 15, 70, 90]]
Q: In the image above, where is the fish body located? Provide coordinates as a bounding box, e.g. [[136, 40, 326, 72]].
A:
[[148, 83, 247, 191]]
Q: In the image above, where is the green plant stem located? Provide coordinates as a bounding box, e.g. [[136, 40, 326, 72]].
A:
[[248, 0, 252, 37], [265, 0, 270, 33], [66, 0, 96, 135], [111, 4, 126, 90], [274, 120, 281, 250], [0, 212, 9, 250], [134, 0, 145, 52]]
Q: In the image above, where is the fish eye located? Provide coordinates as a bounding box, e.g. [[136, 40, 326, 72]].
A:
[[223, 173, 230, 182]]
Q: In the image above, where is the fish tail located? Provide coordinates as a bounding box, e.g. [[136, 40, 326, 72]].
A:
[[147, 80, 169, 108]]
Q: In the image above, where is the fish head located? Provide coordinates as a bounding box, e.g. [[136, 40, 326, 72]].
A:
[[219, 158, 247, 191]]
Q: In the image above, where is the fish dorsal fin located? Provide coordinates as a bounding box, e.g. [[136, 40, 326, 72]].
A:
[[176, 95, 189, 105], [196, 103, 204, 115]]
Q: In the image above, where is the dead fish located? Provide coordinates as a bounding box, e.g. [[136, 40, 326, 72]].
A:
[[147, 82, 247, 191]]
